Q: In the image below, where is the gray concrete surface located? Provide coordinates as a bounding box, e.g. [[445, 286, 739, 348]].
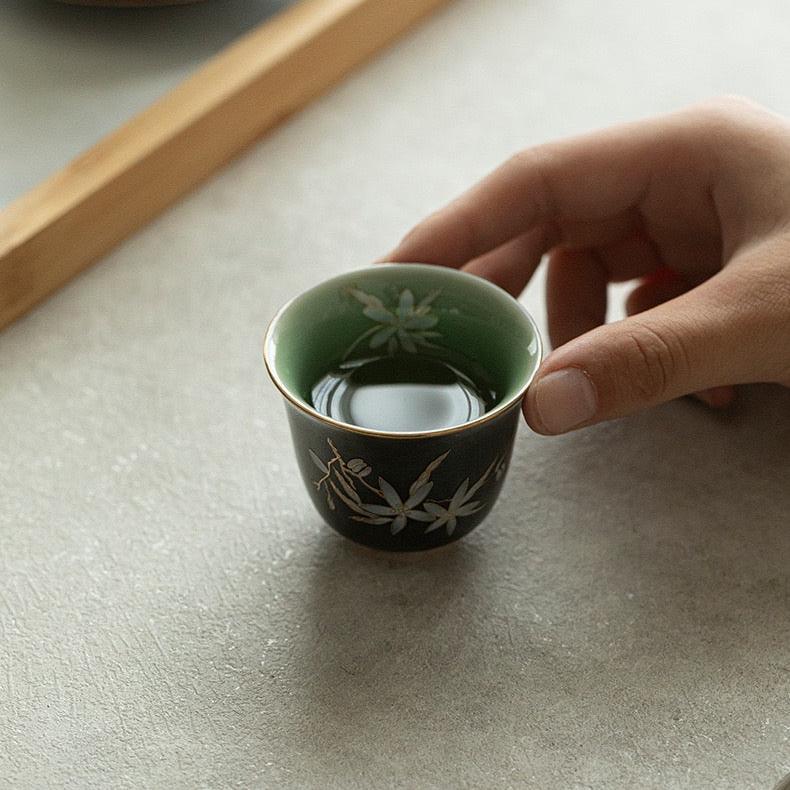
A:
[[1, 0, 789, 787]]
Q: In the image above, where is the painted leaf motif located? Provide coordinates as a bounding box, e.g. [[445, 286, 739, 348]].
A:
[[404, 481, 433, 509], [397, 289, 414, 317], [406, 510, 436, 523], [402, 314, 439, 330], [378, 478, 403, 509], [457, 501, 482, 516], [390, 514, 407, 534], [349, 288, 385, 310], [363, 305, 396, 323], [330, 481, 369, 516], [409, 451, 450, 497], [369, 325, 397, 348], [387, 336, 398, 355], [465, 459, 496, 500], [450, 478, 470, 509], [424, 512, 449, 533], [362, 504, 397, 516], [333, 469, 362, 504], [309, 449, 328, 474], [351, 515, 391, 525], [311, 425, 497, 537]]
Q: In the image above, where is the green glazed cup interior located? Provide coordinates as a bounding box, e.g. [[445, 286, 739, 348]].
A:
[[264, 264, 542, 435]]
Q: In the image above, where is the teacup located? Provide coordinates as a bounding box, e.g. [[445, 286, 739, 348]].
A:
[[264, 264, 542, 551]]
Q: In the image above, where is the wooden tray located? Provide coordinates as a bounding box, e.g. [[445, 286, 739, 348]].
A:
[[0, 0, 450, 331]]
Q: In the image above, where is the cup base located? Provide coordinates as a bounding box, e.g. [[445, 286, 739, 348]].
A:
[[326, 522, 476, 553]]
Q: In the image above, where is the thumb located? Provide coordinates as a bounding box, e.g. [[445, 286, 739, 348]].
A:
[[523, 276, 765, 434]]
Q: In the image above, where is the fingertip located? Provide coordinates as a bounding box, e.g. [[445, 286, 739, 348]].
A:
[[692, 386, 737, 409], [522, 365, 600, 435], [378, 222, 423, 264], [521, 393, 551, 435]]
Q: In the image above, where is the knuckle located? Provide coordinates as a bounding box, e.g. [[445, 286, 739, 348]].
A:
[[507, 146, 549, 171], [691, 96, 787, 146], [620, 323, 690, 402], [695, 95, 765, 126], [706, 94, 764, 115], [506, 146, 557, 218]]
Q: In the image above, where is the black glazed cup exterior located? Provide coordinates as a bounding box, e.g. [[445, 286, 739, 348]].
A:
[[286, 401, 521, 551], [264, 264, 542, 552]]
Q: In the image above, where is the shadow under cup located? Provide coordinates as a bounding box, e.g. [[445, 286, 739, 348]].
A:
[[264, 264, 542, 551]]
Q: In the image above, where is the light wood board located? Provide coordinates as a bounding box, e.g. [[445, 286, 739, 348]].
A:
[[0, 0, 451, 331]]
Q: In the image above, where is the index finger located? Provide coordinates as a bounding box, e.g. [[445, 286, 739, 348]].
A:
[[383, 110, 701, 267]]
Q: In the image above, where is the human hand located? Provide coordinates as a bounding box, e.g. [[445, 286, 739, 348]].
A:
[[381, 98, 790, 434]]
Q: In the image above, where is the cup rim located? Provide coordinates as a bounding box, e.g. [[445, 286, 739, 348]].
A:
[[263, 263, 544, 439]]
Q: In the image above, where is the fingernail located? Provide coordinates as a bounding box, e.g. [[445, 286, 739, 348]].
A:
[[533, 368, 597, 433]]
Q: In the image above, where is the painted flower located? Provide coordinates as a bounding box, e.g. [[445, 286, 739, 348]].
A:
[[344, 288, 441, 357], [359, 477, 436, 535], [424, 478, 485, 536], [309, 441, 500, 539]]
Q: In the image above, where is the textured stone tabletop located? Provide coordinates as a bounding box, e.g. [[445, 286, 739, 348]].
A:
[[1, 1, 789, 788]]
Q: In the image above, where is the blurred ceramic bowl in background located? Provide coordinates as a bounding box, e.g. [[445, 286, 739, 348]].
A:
[[58, 1, 205, 6]]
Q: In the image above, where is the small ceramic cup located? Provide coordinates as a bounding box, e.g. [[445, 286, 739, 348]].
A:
[[264, 264, 542, 551]]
